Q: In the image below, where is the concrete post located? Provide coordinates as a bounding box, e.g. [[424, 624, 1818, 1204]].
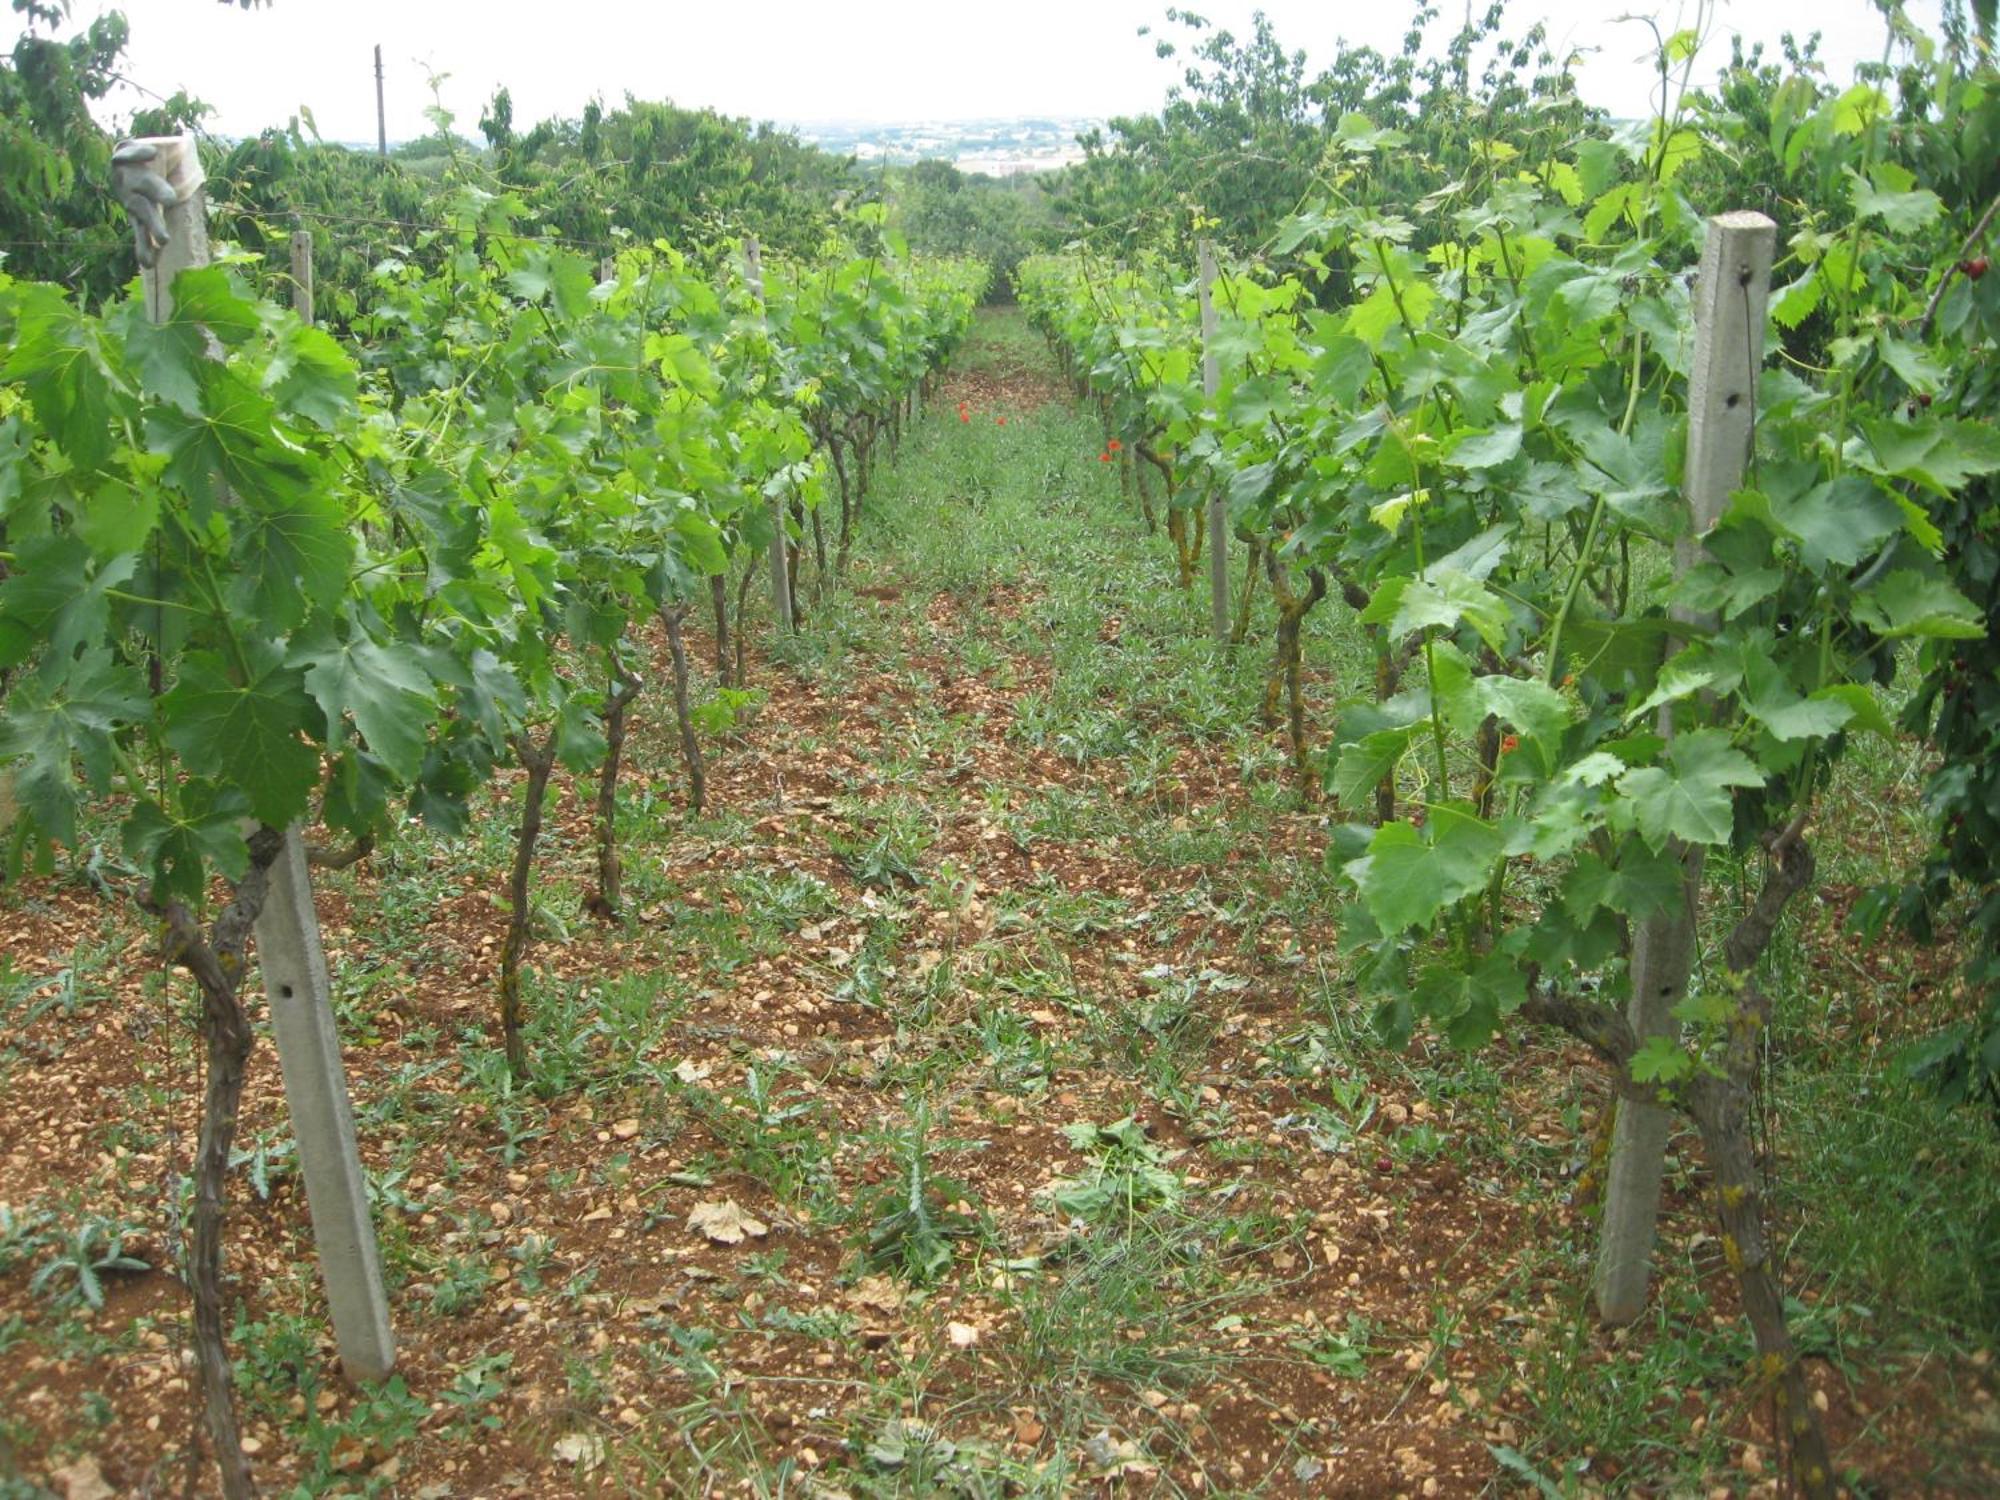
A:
[[745, 237, 794, 632], [1594, 210, 1776, 1326], [122, 172, 397, 1379], [1198, 240, 1229, 642]]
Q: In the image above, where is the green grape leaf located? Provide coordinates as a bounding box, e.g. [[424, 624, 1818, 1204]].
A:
[[1728, 477, 1899, 571], [122, 784, 253, 904], [1769, 270, 1821, 332], [1308, 333, 1373, 405], [161, 648, 322, 827], [1670, 562, 1781, 619], [1562, 842, 1688, 921], [228, 487, 352, 632], [266, 323, 359, 430], [166, 265, 265, 345], [1364, 572, 1510, 652], [1808, 684, 1893, 738], [1474, 675, 1573, 749], [1852, 569, 1985, 639], [555, 690, 608, 773], [1329, 726, 1414, 812], [73, 479, 161, 560], [0, 649, 148, 847], [1414, 951, 1528, 1050], [146, 369, 317, 519], [3, 283, 123, 471], [1629, 1035, 1693, 1085], [0, 535, 137, 673], [1850, 163, 1943, 233], [1444, 424, 1523, 470], [1349, 805, 1506, 934], [1616, 729, 1764, 850], [1855, 417, 2000, 497], [292, 627, 437, 781], [111, 300, 205, 414], [1744, 683, 1854, 742]]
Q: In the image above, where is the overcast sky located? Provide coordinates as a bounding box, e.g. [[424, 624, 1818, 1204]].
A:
[[70, 0, 1947, 144]]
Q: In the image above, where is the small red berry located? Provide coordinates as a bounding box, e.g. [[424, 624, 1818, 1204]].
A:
[[1960, 255, 1991, 279], [1917, 392, 1933, 408], [1374, 1156, 1394, 1174]]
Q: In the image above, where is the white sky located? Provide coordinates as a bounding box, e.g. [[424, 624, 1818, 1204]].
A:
[[59, 0, 1948, 143]]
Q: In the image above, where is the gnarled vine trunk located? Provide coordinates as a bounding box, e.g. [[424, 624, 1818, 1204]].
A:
[[1263, 558, 1327, 791], [150, 826, 286, 1500], [499, 730, 558, 1082], [1523, 824, 1834, 1500], [709, 574, 730, 685], [585, 659, 642, 921], [660, 603, 707, 814]]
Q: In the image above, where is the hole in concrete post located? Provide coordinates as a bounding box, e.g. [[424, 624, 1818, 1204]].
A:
[[1725, 392, 1742, 409], [281, 985, 295, 999]]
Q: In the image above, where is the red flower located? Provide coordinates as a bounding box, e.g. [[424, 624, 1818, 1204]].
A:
[[1501, 733, 1520, 753], [959, 411, 970, 422], [996, 416, 1008, 426], [1098, 452, 1112, 462], [1108, 439, 1123, 452]]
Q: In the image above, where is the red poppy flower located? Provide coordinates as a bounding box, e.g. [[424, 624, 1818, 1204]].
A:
[[959, 411, 971, 422], [996, 416, 1007, 426], [1098, 452, 1112, 462], [1108, 439, 1123, 452]]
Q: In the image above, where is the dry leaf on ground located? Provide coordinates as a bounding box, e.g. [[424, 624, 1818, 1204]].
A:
[[687, 1199, 769, 1245]]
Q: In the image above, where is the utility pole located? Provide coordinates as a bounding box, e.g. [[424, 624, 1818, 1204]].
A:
[[374, 45, 387, 157]]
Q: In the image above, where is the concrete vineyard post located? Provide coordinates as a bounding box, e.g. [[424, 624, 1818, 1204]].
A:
[[1198, 240, 1229, 642], [1594, 210, 1777, 1327], [135, 182, 396, 1381], [289, 229, 314, 320], [745, 236, 794, 631]]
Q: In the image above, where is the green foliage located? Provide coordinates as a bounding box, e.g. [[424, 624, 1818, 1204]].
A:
[[892, 159, 1057, 295], [1046, 1117, 1186, 1222], [850, 1099, 983, 1282], [1051, 3, 1598, 268], [0, 3, 142, 304], [24, 1214, 148, 1310], [1020, 4, 2000, 1100]]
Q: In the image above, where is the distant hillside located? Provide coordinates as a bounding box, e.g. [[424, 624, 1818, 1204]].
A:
[[789, 116, 1099, 177]]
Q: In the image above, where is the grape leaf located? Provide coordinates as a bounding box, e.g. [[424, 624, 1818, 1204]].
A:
[[292, 627, 437, 781], [1562, 842, 1688, 921], [2, 283, 123, 472], [1629, 1035, 1694, 1085], [228, 487, 352, 632], [1329, 727, 1413, 812], [161, 648, 322, 827], [1853, 570, 1984, 639], [0, 649, 148, 846], [1616, 729, 1764, 850], [1349, 806, 1505, 933], [146, 369, 317, 519], [0, 535, 136, 673], [122, 784, 253, 904], [1414, 952, 1528, 1050]]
